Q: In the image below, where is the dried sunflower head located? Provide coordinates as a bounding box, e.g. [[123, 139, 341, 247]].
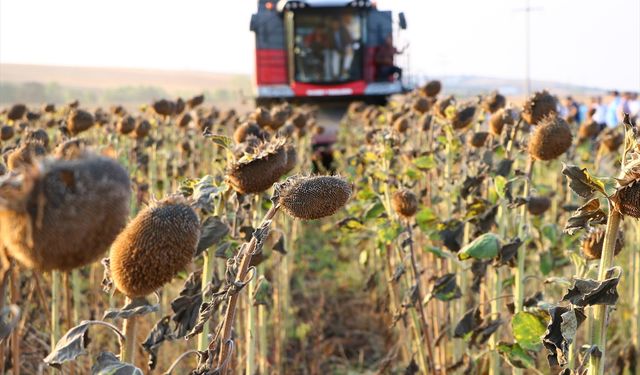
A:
[[278, 175, 351, 220], [581, 227, 624, 260], [522, 90, 558, 125], [527, 115, 572, 161], [611, 115, 640, 218], [227, 137, 290, 194]]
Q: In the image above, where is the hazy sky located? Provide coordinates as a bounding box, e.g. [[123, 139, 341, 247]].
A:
[[1, 0, 639, 91]]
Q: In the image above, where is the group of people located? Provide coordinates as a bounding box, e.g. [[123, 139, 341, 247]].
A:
[[584, 91, 640, 128], [299, 13, 404, 83], [301, 15, 359, 82]]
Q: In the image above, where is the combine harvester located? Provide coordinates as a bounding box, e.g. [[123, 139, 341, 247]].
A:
[[250, 0, 408, 106]]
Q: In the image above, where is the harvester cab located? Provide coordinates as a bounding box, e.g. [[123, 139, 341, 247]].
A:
[[250, 0, 407, 106]]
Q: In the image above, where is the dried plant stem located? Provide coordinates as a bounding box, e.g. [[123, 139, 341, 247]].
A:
[[634, 224, 640, 375], [258, 296, 268, 374], [217, 204, 280, 373], [198, 249, 215, 351], [514, 158, 534, 313], [50, 270, 61, 348], [245, 276, 256, 375], [407, 223, 436, 374], [489, 202, 509, 375], [512, 157, 533, 375], [121, 297, 138, 364], [587, 208, 622, 375], [72, 269, 81, 322], [10, 265, 20, 375], [63, 272, 74, 375]]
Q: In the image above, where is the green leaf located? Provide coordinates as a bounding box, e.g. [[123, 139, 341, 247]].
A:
[[416, 207, 437, 232], [512, 312, 547, 351], [541, 224, 558, 245], [458, 233, 501, 261], [405, 167, 420, 180], [364, 201, 385, 221], [539, 251, 553, 275], [206, 134, 234, 150], [425, 246, 447, 259], [377, 222, 401, 243], [414, 155, 436, 170], [497, 342, 535, 369], [494, 176, 507, 199]]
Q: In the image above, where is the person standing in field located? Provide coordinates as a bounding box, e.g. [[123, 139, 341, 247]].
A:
[[375, 34, 405, 82], [590, 96, 607, 129], [628, 92, 640, 122], [325, 18, 353, 81], [605, 90, 621, 127]]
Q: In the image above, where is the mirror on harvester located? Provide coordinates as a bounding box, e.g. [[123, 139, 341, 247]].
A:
[[399, 12, 407, 29]]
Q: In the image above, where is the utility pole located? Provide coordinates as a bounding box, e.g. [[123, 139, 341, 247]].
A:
[[516, 0, 542, 96]]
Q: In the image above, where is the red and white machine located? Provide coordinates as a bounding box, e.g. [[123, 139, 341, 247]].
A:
[[250, 0, 407, 105]]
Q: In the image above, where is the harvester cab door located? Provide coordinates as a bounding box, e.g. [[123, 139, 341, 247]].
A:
[[251, 9, 288, 87], [365, 10, 392, 82]]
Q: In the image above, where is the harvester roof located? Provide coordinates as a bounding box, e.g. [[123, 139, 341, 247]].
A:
[[275, 0, 373, 12]]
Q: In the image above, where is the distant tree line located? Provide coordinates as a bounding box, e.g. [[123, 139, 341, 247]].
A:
[[0, 81, 245, 105]]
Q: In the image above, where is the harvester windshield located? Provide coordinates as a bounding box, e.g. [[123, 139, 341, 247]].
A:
[[289, 9, 364, 84]]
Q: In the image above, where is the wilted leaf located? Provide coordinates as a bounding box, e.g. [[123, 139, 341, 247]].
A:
[[495, 159, 514, 177], [0, 305, 20, 340], [252, 275, 273, 307], [44, 321, 92, 368], [91, 352, 143, 375], [427, 273, 462, 302], [103, 297, 159, 320], [512, 311, 547, 351], [191, 176, 228, 213], [494, 238, 522, 267], [196, 216, 230, 256], [438, 219, 464, 252], [561, 271, 620, 307], [461, 175, 485, 199], [215, 242, 233, 258], [271, 231, 287, 254], [543, 306, 586, 367], [141, 316, 172, 370], [454, 307, 482, 339], [562, 164, 606, 199], [472, 204, 498, 235], [470, 260, 489, 293], [497, 342, 536, 369], [101, 257, 113, 294], [563, 198, 606, 235], [404, 358, 420, 375], [470, 318, 502, 347], [390, 264, 406, 283], [171, 272, 205, 339], [458, 233, 501, 261]]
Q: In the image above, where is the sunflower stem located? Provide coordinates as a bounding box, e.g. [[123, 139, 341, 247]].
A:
[[50, 270, 61, 349], [587, 207, 621, 375], [217, 204, 280, 373], [121, 297, 137, 364]]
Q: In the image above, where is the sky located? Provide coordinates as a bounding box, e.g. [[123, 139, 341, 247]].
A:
[[0, 0, 639, 91]]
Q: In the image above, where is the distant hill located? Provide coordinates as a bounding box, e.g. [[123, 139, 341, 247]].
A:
[[0, 63, 253, 105], [411, 75, 606, 99]]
